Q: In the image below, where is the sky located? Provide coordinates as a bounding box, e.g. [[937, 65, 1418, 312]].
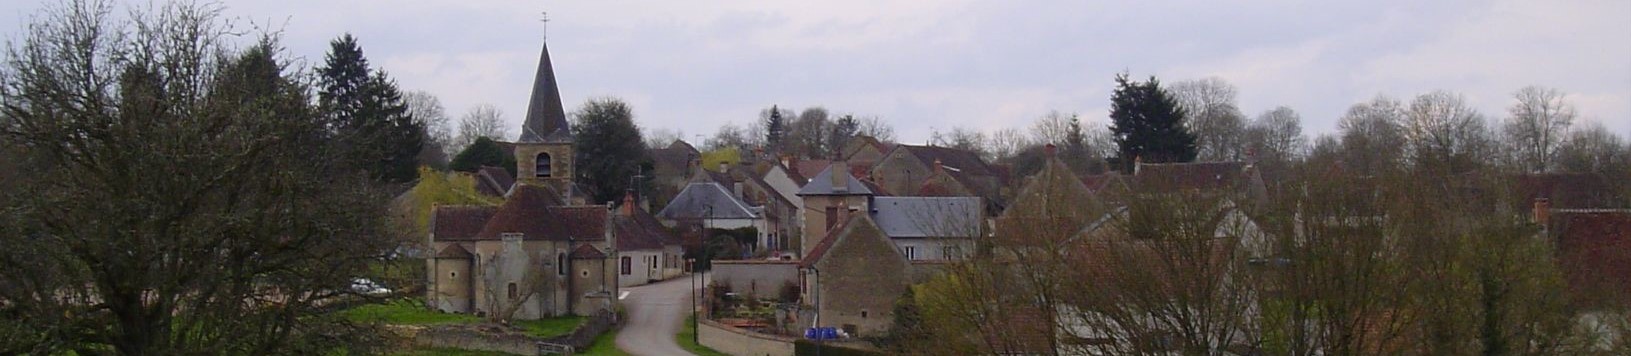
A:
[[1, 0, 1627, 144]]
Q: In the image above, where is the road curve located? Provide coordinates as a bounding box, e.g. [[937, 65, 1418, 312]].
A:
[[616, 273, 703, 356]]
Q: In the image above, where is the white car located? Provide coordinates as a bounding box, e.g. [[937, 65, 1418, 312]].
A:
[[351, 278, 392, 296]]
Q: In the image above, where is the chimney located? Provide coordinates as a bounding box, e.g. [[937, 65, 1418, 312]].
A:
[[830, 162, 848, 193], [718, 162, 729, 173], [1533, 198, 1551, 226], [622, 190, 636, 216], [1044, 143, 1057, 157], [781, 155, 791, 169], [733, 182, 744, 199], [933, 158, 944, 174], [1133, 156, 1143, 175]]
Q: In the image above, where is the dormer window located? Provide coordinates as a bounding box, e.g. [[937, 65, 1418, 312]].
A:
[[535, 153, 552, 178]]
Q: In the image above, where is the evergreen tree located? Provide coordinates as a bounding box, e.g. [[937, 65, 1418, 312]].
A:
[[449, 137, 517, 176], [318, 34, 423, 183], [1108, 73, 1196, 173], [763, 105, 787, 153], [572, 97, 650, 204], [830, 114, 859, 156]]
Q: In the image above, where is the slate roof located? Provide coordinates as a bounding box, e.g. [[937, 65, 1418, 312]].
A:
[[473, 185, 607, 241], [474, 166, 514, 197], [895, 145, 998, 177], [432, 206, 499, 241], [656, 182, 760, 220], [871, 197, 982, 238], [434, 244, 474, 259], [796, 164, 875, 196], [517, 41, 572, 144]]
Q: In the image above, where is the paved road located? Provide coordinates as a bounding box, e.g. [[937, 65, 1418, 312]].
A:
[[617, 273, 705, 356]]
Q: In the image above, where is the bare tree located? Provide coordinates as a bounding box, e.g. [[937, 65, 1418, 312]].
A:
[[1402, 91, 1494, 174], [1029, 110, 1075, 145], [788, 107, 833, 158], [988, 127, 1031, 162], [1502, 86, 1576, 173], [1555, 122, 1631, 176], [405, 90, 453, 157], [857, 116, 897, 143], [1337, 95, 1408, 174], [704, 122, 751, 152], [929, 127, 990, 160], [455, 103, 508, 152], [0, 1, 393, 353], [479, 241, 558, 322], [1170, 78, 1248, 161], [1244, 106, 1306, 164], [643, 126, 685, 149]]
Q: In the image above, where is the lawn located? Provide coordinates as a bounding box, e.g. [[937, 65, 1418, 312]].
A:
[[340, 299, 479, 325], [580, 329, 628, 356], [513, 316, 586, 338], [677, 315, 730, 356]]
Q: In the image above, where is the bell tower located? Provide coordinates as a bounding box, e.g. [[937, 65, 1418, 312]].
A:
[[515, 36, 575, 194]]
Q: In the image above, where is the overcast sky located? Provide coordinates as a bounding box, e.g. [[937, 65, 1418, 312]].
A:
[[3, 0, 1627, 144]]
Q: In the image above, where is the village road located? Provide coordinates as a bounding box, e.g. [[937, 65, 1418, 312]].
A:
[[616, 272, 706, 356]]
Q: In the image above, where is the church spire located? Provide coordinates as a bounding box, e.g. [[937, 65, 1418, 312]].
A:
[[518, 37, 571, 143]]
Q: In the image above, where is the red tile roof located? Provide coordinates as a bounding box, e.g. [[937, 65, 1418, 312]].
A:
[[615, 207, 679, 251], [1550, 210, 1631, 307], [570, 243, 607, 259], [434, 244, 474, 259], [800, 216, 858, 268], [433, 206, 499, 241], [474, 184, 607, 241], [474, 166, 514, 197]]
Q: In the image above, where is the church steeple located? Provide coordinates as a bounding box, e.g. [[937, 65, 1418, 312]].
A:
[[518, 40, 571, 143]]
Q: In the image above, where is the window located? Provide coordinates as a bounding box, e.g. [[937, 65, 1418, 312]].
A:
[[825, 207, 838, 229], [506, 282, 518, 300], [903, 246, 918, 260], [535, 153, 552, 178], [861, 310, 869, 318], [449, 271, 457, 279], [620, 256, 632, 275], [557, 253, 566, 275]]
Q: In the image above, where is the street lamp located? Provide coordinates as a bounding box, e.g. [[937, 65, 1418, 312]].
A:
[[688, 258, 698, 345]]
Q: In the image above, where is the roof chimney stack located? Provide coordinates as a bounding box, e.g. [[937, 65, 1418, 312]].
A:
[[831, 162, 848, 193], [1533, 198, 1551, 226], [1044, 143, 1057, 157], [622, 190, 636, 216]]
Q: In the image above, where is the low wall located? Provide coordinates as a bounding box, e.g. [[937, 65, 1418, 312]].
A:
[[698, 318, 797, 356], [712, 260, 799, 298], [415, 324, 540, 355]]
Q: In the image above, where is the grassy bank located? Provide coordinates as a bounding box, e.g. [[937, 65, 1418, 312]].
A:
[[677, 315, 730, 356]]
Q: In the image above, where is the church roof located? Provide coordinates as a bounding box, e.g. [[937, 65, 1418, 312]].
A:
[[434, 244, 474, 259], [474, 184, 607, 241], [518, 41, 572, 144]]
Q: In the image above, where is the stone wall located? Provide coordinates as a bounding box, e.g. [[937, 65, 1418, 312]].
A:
[[712, 260, 799, 299], [415, 324, 542, 355], [698, 318, 797, 356]]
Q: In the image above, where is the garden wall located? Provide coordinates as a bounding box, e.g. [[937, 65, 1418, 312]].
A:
[[698, 318, 797, 356], [712, 260, 799, 298]]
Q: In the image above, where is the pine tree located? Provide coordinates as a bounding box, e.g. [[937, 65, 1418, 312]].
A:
[[830, 114, 859, 157], [1109, 73, 1196, 173], [318, 34, 423, 183], [763, 105, 787, 153]]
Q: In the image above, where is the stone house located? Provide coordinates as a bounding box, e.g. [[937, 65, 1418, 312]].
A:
[[870, 144, 1006, 213], [656, 176, 771, 255], [613, 191, 685, 287], [799, 215, 909, 337]]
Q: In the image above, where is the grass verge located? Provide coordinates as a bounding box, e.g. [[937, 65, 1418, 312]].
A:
[[677, 315, 730, 356], [340, 299, 478, 325]]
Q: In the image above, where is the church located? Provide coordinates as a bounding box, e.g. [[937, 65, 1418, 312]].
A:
[[423, 37, 625, 319]]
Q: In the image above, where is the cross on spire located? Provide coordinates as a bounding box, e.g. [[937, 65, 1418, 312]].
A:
[[540, 12, 549, 40]]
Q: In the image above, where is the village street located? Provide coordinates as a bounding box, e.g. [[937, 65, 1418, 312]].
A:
[[616, 272, 707, 356]]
